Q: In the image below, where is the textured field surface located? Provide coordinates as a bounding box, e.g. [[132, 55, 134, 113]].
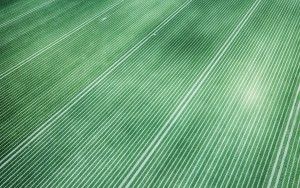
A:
[[0, 0, 299, 187]]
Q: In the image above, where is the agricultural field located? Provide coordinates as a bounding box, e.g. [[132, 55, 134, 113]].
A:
[[0, 0, 299, 187]]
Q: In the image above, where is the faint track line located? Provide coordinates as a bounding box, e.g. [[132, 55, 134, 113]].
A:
[[0, 0, 124, 80], [0, 1, 82, 46], [0, 0, 56, 29], [0, 0, 35, 15]]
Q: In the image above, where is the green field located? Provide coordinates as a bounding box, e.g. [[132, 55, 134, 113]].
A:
[[0, 0, 299, 187]]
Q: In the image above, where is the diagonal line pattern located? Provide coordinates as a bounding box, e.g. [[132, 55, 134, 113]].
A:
[[119, 0, 262, 187]]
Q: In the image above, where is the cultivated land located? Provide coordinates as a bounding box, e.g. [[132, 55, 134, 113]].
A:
[[0, 0, 299, 187]]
